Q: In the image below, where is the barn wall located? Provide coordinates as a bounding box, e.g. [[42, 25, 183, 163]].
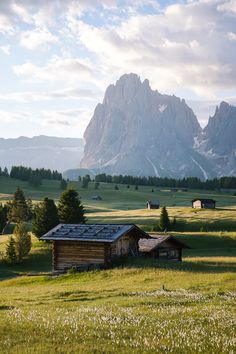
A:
[[53, 240, 106, 271], [192, 200, 202, 208], [202, 202, 215, 209], [107, 231, 140, 261]]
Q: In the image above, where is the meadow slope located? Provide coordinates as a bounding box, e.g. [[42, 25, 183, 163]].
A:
[[0, 177, 236, 353]]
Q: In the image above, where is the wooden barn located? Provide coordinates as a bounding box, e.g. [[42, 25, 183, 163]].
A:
[[91, 195, 102, 200], [192, 198, 216, 209], [41, 224, 149, 272], [147, 200, 160, 209], [139, 235, 189, 261]]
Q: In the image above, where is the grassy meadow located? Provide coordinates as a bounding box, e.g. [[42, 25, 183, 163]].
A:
[[0, 176, 236, 353]]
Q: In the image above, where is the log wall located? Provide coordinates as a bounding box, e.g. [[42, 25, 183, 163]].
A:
[[53, 240, 106, 271]]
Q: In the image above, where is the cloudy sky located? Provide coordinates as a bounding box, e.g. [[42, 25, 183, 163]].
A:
[[0, 0, 236, 138]]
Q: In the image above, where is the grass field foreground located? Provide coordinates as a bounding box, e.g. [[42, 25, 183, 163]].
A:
[[0, 232, 236, 353], [0, 177, 236, 352]]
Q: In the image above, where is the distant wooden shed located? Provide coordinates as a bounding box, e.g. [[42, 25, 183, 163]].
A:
[[41, 224, 149, 272], [192, 198, 216, 209], [147, 200, 160, 209], [139, 235, 190, 261], [91, 195, 102, 200]]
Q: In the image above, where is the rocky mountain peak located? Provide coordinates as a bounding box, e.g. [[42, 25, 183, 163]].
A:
[[103, 73, 150, 106], [80, 73, 236, 179]]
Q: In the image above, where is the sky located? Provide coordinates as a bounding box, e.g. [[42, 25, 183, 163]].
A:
[[0, 0, 236, 139]]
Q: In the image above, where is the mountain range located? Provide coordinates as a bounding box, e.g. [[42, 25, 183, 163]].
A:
[[80, 73, 236, 179], [0, 135, 83, 172]]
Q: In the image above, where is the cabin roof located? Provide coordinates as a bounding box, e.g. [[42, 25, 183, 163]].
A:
[[41, 224, 149, 243], [139, 235, 190, 252], [147, 200, 160, 205], [191, 198, 216, 203]]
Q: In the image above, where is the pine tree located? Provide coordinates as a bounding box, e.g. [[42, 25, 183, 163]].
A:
[[159, 206, 170, 231], [94, 182, 100, 190], [58, 189, 86, 224], [27, 198, 34, 220], [82, 176, 89, 189], [5, 236, 17, 263], [33, 198, 59, 238], [60, 179, 67, 190], [8, 187, 28, 223], [14, 223, 31, 262], [0, 204, 7, 234]]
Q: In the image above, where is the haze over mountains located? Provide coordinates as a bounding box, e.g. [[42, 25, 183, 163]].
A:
[[1, 74, 236, 179], [0, 135, 83, 172], [81, 74, 236, 180]]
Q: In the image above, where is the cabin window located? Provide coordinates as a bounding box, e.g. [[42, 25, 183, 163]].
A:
[[169, 250, 178, 257], [159, 251, 168, 257]]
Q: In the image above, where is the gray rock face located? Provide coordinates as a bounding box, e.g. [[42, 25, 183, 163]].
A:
[[196, 102, 236, 176], [81, 73, 216, 179]]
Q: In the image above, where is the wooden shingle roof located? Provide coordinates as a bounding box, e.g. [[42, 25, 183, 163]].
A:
[[147, 200, 160, 205], [41, 224, 149, 243], [192, 198, 216, 203], [139, 235, 190, 252]]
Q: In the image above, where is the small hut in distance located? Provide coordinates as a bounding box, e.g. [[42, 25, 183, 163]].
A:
[[192, 198, 216, 209], [139, 235, 190, 261], [91, 195, 102, 201], [147, 200, 160, 209]]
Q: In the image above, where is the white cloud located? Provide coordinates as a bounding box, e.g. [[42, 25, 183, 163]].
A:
[[73, 0, 236, 98], [0, 13, 15, 35], [0, 0, 236, 137], [0, 45, 10, 55], [0, 87, 100, 102], [20, 28, 58, 50], [217, 0, 236, 15], [13, 57, 93, 82], [0, 107, 92, 133], [226, 32, 236, 41]]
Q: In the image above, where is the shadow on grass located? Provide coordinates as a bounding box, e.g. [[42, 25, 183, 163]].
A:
[[0, 244, 51, 281], [113, 256, 236, 274], [175, 233, 236, 250]]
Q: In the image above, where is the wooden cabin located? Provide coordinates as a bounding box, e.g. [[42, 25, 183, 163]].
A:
[[147, 200, 160, 209], [139, 235, 190, 261], [91, 195, 102, 200], [41, 224, 149, 272], [192, 198, 216, 209]]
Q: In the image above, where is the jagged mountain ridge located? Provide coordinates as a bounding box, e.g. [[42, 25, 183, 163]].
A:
[[0, 135, 84, 172], [81, 73, 225, 179], [195, 102, 236, 177]]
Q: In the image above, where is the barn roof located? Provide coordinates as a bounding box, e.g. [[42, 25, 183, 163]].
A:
[[41, 224, 149, 243], [139, 235, 190, 252], [147, 200, 160, 205], [191, 198, 216, 203]]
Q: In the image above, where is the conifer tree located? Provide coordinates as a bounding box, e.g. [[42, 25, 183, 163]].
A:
[[33, 198, 59, 238], [13, 223, 31, 262], [82, 176, 89, 189], [94, 182, 99, 190], [8, 187, 28, 223], [58, 189, 86, 224], [5, 236, 17, 263], [159, 206, 170, 231], [27, 198, 34, 220], [0, 204, 7, 234], [60, 179, 67, 190]]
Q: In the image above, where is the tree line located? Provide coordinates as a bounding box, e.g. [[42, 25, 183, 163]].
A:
[[2, 187, 86, 263], [9, 166, 62, 187], [95, 173, 236, 190]]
